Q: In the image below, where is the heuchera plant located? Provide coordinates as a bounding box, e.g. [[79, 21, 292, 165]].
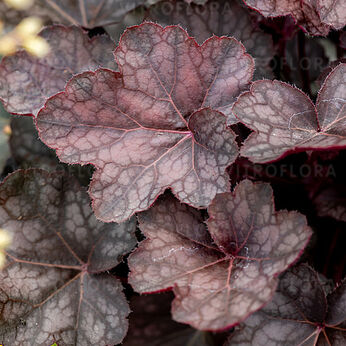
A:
[[0, 0, 345, 345]]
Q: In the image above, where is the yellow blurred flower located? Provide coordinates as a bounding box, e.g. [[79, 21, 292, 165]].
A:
[[22, 35, 50, 57], [0, 228, 11, 269], [0, 16, 50, 57], [4, 0, 34, 10], [0, 35, 17, 55], [15, 16, 42, 37]]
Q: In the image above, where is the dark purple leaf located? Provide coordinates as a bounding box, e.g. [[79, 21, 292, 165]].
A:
[[128, 180, 312, 330], [0, 105, 11, 173], [36, 23, 253, 222], [313, 185, 346, 222], [0, 169, 136, 345], [147, 0, 274, 79], [243, 0, 331, 36], [285, 34, 329, 91], [227, 264, 346, 345], [37, 0, 147, 27], [0, 25, 117, 116], [232, 63, 346, 163], [9, 116, 58, 169], [340, 32, 346, 49]]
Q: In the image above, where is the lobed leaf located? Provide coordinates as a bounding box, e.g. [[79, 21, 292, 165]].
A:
[[0, 169, 136, 345], [147, 0, 274, 79], [0, 25, 117, 116], [243, 0, 331, 36], [36, 23, 253, 222], [128, 180, 312, 330], [232, 63, 346, 163], [227, 264, 346, 345]]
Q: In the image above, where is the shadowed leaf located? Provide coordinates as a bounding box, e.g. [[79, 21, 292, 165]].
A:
[[123, 292, 220, 346], [233, 63, 346, 163], [0, 25, 117, 116], [0, 169, 136, 345], [227, 264, 346, 345], [0, 104, 11, 174], [243, 0, 331, 36], [147, 0, 274, 79], [9, 116, 57, 169], [128, 180, 312, 330], [36, 0, 147, 27], [313, 185, 346, 222], [36, 23, 252, 222]]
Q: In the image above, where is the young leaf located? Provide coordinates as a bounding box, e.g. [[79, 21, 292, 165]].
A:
[[233, 63, 346, 163], [0, 25, 117, 116], [36, 23, 253, 222], [317, 0, 346, 30], [147, 0, 274, 79], [227, 264, 346, 345], [243, 0, 331, 36], [128, 180, 312, 330], [0, 169, 136, 345]]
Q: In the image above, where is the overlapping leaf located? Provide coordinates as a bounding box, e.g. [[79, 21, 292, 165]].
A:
[[227, 264, 346, 345], [9, 117, 94, 186], [233, 63, 346, 163], [0, 25, 117, 116], [36, 0, 147, 27], [9, 116, 58, 169], [147, 0, 274, 79], [36, 23, 253, 222], [128, 180, 312, 330], [0, 169, 136, 345], [243, 0, 331, 36]]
